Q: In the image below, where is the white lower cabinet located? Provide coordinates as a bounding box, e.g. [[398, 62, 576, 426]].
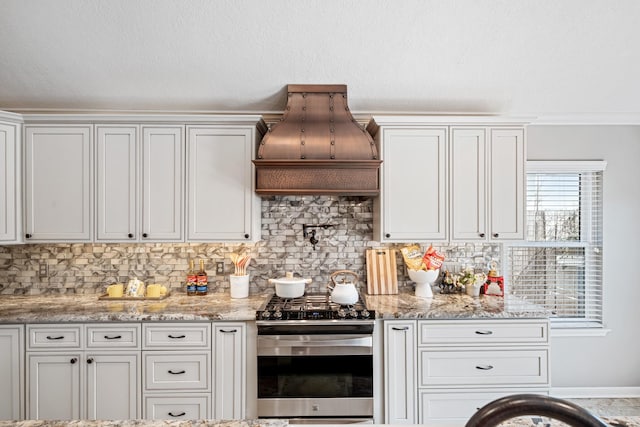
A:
[[142, 322, 212, 420], [384, 319, 550, 426], [0, 325, 24, 420], [213, 322, 246, 419], [26, 323, 141, 420], [383, 321, 416, 424]]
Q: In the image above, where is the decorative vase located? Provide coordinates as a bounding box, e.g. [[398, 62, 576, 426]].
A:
[[465, 282, 482, 297], [408, 269, 439, 299], [230, 274, 249, 299]]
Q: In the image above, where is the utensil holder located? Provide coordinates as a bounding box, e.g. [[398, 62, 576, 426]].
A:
[[230, 274, 249, 299]]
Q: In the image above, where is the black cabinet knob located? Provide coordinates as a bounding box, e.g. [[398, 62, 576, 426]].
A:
[[142, 233, 148, 238], [479, 233, 485, 238], [25, 233, 32, 239], [385, 233, 391, 238], [128, 233, 134, 238], [70, 358, 78, 364], [87, 358, 94, 364], [244, 233, 250, 239], [493, 233, 499, 238]]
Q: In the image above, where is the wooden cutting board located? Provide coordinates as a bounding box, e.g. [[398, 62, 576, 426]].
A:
[[366, 248, 398, 294]]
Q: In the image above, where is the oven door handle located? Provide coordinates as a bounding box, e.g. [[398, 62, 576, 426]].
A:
[[257, 335, 373, 356]]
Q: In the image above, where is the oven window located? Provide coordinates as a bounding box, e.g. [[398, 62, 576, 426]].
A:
[[258, 355, 373, 398]]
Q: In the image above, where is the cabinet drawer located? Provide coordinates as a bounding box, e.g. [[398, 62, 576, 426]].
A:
[[418, 349, 549, 387], [86, 324, 140, 349], [144, 395, 210, 420], [418, 389, 549, 425], [144, 353, 210, 391], [418, 320, 548, 346], [27, 324, 82, 350], [143, 323, 211, 349]]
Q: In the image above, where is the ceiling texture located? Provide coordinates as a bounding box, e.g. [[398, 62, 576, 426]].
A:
[[1, 0, 639, 124]]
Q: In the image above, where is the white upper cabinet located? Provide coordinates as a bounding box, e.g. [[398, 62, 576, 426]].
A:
[[370, 116, 526, 243], [487, 128, 525, 240], [450, 128, 487, 240], [24, 125, 93, 242], [96, 125, 138, 241], [141, 126, 184, 241], [187, 126, 260, 242], [374, 127, 448, 242], [96, 125, 184, 242], [0, 118, 20, 243]]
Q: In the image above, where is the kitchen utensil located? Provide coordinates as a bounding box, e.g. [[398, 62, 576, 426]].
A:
[[365, 249, 398, 294], [329, 270, 360, 305], [230, 253, 251, 276], [269, 272, 312, 298]]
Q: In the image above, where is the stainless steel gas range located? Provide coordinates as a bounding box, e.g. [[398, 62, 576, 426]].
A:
[[256, 293, 375, 424]]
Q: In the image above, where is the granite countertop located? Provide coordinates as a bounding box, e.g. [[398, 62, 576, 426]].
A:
[[364, 288, 550, 320], [0, 291, 271, 323], [0, 287, 549, 323]]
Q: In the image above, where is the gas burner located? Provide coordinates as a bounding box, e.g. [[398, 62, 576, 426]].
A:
[[257, 292, 373, 321]]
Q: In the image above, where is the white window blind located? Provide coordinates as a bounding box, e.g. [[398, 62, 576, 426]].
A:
[[507, 161, 605, 327]]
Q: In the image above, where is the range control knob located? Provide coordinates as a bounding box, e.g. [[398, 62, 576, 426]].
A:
[[337, 308, 347, 318], [361, 309, 370, 319], [349, 309, 359, 318], [273, 310, 283, 319], [260, 311, 271, 319]]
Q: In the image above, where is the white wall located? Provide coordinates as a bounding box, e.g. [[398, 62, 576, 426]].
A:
[[527, 125, 640, 389]]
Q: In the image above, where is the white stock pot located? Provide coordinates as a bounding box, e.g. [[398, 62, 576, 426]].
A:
[[269, 272, 312, 298]]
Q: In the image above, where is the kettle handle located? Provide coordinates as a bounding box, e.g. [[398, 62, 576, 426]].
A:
[[330, 270, 359, 286]]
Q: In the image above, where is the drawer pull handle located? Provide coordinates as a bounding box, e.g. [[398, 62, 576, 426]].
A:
[[168, 412, 186, 417], [104, 335, 122, 340], [168, 370, 186, 375], [392, 326, 409, 331], [46, 335, 65, 340], [220, 329, 237, 333], [168, 334, 186, 339], [475, 330, 493, 335], [476, 365, 494, 370]]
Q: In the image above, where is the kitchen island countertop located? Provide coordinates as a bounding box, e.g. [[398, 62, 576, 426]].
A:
[[0, 288, 549, 323]]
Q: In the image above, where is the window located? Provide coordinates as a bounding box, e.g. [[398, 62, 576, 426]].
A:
[[507, 161, 606, 328]]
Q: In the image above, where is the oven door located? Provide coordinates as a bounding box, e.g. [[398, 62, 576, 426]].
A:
[[257, 333, 374, 419]]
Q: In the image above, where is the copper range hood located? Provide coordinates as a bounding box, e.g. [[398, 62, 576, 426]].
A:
[[253, 84, 381, 196]]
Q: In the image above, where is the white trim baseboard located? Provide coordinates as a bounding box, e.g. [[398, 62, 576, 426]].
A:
[[551, 387, 640, 398]]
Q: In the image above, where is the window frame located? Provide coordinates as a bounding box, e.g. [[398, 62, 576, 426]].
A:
[[507, 160, 607, 333]]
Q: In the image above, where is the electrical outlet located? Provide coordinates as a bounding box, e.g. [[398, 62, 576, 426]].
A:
[[39, 262, 48, 278], [216, 262, 225, 275]]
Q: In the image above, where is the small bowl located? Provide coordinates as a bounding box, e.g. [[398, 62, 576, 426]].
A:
[[408, 268, 440, 284]]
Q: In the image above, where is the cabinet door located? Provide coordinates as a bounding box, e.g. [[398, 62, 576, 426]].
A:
[[384, 321, 416, 424], [488, 128, 525, 240], [27, 352, 83, 420], [187, 127, 256, 241], [141, 126, 184, 241], [24, 126, 93, 241], [86, 352, 140, 420], [0, 122, 18, 242], [96, 125, 138, 241], [0, 325, 24, 420], [451, 128, 486, 240], [379, 128, 447, 242], [213, 323, 246, 419]]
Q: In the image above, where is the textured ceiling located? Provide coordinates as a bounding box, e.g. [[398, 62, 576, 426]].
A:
[[1, 0, 639, 123]]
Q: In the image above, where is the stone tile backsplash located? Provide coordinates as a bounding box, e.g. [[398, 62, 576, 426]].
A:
[[0, 196, 501, 295]]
